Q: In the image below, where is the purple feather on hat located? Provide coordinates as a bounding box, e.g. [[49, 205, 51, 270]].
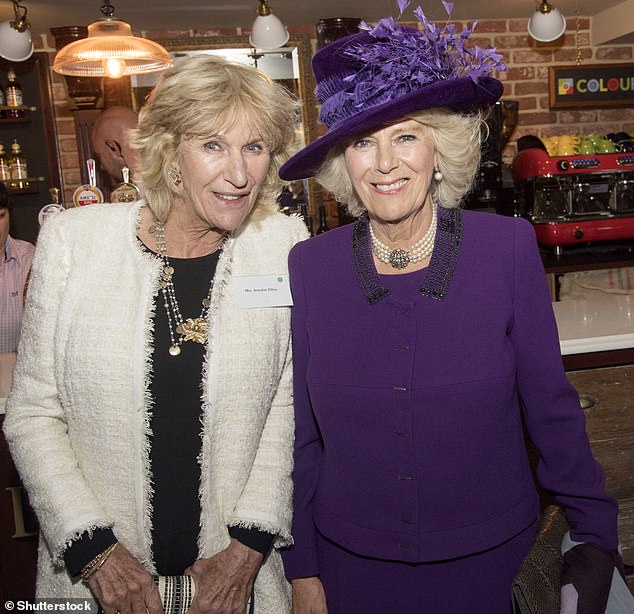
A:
[[279, 0, 506, 180]]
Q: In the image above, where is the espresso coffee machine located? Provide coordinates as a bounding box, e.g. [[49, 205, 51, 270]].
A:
[[512, 148, 634, 256]]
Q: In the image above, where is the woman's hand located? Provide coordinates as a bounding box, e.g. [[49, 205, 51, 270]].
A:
[[87, 543, 163, 614], [291, 577, 328, 614], [187, 539, 263, 614]]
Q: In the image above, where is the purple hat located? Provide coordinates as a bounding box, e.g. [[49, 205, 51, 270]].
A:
[[280, 1, 506, 180]]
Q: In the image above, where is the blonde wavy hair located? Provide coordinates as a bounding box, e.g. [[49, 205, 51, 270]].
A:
[[315, 108, 486, 217], [131, 55, 300, 222]]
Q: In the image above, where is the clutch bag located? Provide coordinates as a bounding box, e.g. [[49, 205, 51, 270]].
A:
[[153, 576, 254, 614], [154, 576, 196, 614], [512, 505, 569, 614]]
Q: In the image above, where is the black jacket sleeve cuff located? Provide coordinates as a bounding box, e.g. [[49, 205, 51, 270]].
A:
[[63, 528, 118, 577], [228, 526, 275, 557]]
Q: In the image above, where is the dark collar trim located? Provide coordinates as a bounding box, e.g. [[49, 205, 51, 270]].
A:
[[419, 206, 462, 300], [352, 213, 390, 305], [351, 206, 463, 304]]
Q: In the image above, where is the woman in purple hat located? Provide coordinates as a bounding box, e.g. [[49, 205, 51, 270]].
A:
[[281, 2, 626, 613]]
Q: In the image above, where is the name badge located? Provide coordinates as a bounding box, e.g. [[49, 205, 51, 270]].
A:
[[233, 275, 293, 308]]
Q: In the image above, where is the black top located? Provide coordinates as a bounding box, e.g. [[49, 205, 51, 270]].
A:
[[64, 245, 273, 577], [150, 249, 219, 574]]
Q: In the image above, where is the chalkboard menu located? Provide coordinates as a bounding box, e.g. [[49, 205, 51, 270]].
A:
[[549, 63, 634, 108]]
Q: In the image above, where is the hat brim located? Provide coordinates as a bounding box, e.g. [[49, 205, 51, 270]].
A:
[[280, 76, 503, 181]]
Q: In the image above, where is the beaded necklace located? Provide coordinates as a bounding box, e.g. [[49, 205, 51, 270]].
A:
[[154, 220, 225, 356], [369, 202, 437, 270]]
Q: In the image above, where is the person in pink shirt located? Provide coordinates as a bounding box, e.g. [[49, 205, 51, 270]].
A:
[[0, 182, 35, 401]]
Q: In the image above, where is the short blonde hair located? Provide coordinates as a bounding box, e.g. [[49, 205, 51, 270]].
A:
[[132, 55, 300, 222], [316, 108, 486, 217]]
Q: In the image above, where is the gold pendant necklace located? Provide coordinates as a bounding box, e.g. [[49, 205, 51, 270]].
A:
[[154, 220, 222, 356]]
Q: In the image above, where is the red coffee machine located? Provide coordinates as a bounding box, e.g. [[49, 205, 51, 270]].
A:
[[512, 148, 634, 256]]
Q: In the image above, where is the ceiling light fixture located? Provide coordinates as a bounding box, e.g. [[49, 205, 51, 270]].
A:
[[528, 0, 566, 43], [0, 0, 33, 62], [250, 0, 289, 50], [52, 0, 172, 79]]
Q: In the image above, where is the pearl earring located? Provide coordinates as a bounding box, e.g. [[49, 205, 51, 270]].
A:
[[433, 169, 443, 182]]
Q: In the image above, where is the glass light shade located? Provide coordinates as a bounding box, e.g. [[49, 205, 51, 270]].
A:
[[53, 17, 172, 78], [249, 13, 289, 50], [0, 19, 33, 62], [528, 6, 566, 43]]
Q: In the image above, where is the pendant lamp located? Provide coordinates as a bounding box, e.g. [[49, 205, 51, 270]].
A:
[[0, 0, 33, 62], [53, 1, 172, 79], [528, 1, 566, 43], [250, 0, 289, 50]]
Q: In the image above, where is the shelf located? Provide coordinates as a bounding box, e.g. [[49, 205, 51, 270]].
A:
[[5, 177, 46, 194], [0, 117, 31, 125], [0, 106, 37, 124], [0, 105, 37, 112]]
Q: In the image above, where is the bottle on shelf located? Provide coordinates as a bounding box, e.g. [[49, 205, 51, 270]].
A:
[[9, 139, 28, 189], [0, 81, 6, 119], [316, 204, 330, 234], [6, 68, 25, 120], [0, 143, 9, 183]]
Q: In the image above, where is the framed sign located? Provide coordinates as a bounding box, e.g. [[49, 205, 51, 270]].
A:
[[549, 63, 634, 108]]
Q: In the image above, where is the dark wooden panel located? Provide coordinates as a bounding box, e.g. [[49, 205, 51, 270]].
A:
[[566, 366, 634, 565], [0, 415, 38, 602]]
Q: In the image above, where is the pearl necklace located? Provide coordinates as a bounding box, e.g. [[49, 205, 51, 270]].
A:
[[154, 220, 225, 356], [369, 203, 437, 270]]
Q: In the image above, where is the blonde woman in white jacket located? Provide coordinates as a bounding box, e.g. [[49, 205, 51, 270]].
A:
[[4, 55, 308, 614]]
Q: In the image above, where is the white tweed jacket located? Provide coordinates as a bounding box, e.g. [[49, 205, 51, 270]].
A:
[[3, 201, 308, 611]]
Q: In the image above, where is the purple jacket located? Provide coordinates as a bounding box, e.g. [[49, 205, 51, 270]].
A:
[[283, 207, 618, 579]]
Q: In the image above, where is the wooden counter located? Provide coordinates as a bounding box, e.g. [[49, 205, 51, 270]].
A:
[[567, 365, 634, 589]]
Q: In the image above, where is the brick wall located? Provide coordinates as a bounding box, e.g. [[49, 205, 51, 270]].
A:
[[32, 17, 634, 201]]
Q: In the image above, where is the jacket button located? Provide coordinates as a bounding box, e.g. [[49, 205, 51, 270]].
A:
[[394, 344, 410, 350], [394, 430, 409, 438], [392, 385, 407, 392], [397, 474, 414, 481], [398, 542, 414, 550]]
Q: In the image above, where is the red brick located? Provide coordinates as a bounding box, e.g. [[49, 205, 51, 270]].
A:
[[575, 32, 591, 48], [598, 108, 634, 122], [474, 20, 507, 33], [577, 17, 590, 30], [495, 35, 532, 49], [62, 170, 81, 185], [536, 65, 549, 80], [53, 102, 73, 118], [60, 152, 80, 168], [557, 110, 598, 124], [515, 81, 549, 96], [553, 48, 593, 62], [466, 36, 494, 49], [519, 111, 558, 126], [595, 47, 633, 61], [538, 96, 551, 109], [60, 137, 78, 153], [507, 66, 535, 80], [516, 97, 537, 111], [508, 19, 529, 33], [512, 50, 553, 64], [55, 119, 76, 136]]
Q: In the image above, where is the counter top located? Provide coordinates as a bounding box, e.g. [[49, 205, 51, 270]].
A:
[[553, 293, 634, 355]]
